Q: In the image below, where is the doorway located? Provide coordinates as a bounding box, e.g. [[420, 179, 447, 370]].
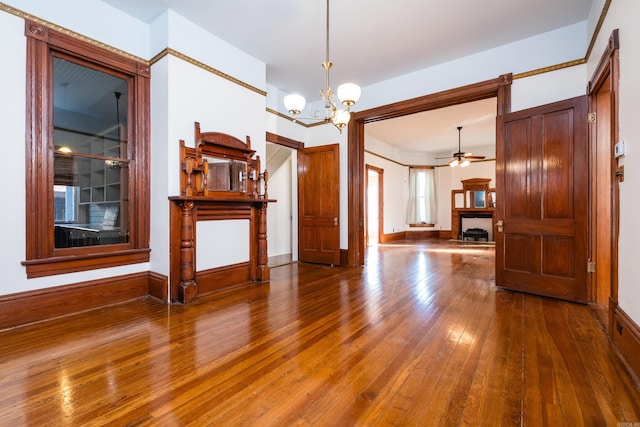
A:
[[348, 74, 513, 266], [587, 29, 620, 332], [266, 142, 297, 266], [366, 165, 383, 246]]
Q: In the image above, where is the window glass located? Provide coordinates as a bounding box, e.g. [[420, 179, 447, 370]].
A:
[[407, 168, 436, 225], [52, 58, 129, 248]]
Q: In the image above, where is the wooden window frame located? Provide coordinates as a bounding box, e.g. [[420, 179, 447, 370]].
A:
[[22, 21, 150, 278]]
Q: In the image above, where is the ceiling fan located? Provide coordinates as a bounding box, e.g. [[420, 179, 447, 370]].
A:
[[444, 126, 486, 167]]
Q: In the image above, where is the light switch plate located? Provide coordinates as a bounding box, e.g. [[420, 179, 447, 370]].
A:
[[614, 140, 626, 158]]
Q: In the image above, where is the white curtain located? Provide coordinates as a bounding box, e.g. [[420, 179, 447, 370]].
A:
[[406, 168, 437, 224]]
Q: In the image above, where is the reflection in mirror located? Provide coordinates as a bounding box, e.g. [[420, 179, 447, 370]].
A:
[[52, 57, 129, 248], [204, 157, 248, 192], [474, 191, 486, 208]]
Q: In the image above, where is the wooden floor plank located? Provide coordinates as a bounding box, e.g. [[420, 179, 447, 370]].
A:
[[0, 240, 639, 426]]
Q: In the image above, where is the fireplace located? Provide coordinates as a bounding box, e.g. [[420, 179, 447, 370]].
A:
[[460, 215, 493, 241], [450, 178, 495, 242], [450, 210, 494, 241]]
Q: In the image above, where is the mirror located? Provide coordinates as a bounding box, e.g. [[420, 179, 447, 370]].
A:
[[203, 156, 247, 192], [473, 190, 486, 208]]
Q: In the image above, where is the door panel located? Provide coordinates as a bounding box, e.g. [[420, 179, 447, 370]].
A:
[[496, 96, 588, 302], [298, 144, 340, 265]]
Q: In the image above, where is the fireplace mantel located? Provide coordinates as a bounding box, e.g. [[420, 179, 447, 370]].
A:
[[451, 208, 495, 240], [451, 178, 495, 240], [169, 123, 274, 304]]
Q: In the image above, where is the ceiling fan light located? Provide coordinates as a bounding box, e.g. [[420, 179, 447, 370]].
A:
[[337, 83, 361, 107], [284, 94, 306, 115], [449, 158, 459, 167], [461, 158, 471, 167]]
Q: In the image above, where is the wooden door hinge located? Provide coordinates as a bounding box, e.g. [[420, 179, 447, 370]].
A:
[[587, 261, 596, 273]]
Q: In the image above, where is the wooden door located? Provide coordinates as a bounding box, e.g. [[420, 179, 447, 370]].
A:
[[298, 144, 340, 264], [495, 96, 588, 302]]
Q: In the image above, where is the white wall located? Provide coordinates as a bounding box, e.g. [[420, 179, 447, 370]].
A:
[[364, 151, 409, 234], [350, 22, 588, 113], [587, 0, 640, 322], [267, 152, 294, 258]]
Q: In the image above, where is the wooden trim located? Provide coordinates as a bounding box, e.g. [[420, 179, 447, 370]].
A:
[[378, 230, 441, 243], [379, 231, 406, 244], [195, 262, 252, 296], [353, 74, 512, 123], [148, 271, 169, 302], [169, 197, 271, 303], [266, 132, 304, 150], [22, 249, 151, 279], [365, 165, 384, 246], [405, 230, 440, 240], [340, 249, 349, 266], [0, 272, 158, 330], [612, 305, 640, 384], [347, 118, 365, 265], [348, 74, 512, 266], [23, 20, 151, 277], [587, 29, 620, 335], [438, 230, 452, 239], [588, 29, 619, 94]]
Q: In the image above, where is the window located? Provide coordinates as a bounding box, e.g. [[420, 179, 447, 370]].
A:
[[406, 168, 436, 225], [23, 20, 150, 278]]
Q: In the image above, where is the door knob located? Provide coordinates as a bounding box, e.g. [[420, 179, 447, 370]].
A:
[[496, 220, 503, 233], [334, 217, 338, 225]]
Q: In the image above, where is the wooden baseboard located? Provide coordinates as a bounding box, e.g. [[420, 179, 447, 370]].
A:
[[196, 262, 251, 296], [148, 271, 169, 302], [380, 230, 444, 243], [405, 230, 440, 240], [612, 305, 640, 383], [439, 230, 452, 239], [340, 249, 349, 266], [0, 272, 160, 330], [379, 231, 406, 243]]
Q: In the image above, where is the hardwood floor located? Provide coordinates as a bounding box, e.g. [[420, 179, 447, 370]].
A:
[[1, 240, 639, 426]]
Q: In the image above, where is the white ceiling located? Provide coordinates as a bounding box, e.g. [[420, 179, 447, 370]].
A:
[[365, 98, 498, 156], [99, 0, 593, 155]]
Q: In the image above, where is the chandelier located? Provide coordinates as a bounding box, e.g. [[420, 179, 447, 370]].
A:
[[283, 0, 361, 132]]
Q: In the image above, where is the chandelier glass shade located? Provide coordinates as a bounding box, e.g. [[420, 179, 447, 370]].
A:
[[283, 0, 361, 132]]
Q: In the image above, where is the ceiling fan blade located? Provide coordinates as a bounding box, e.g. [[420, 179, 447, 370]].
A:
[[463, 154, 486, 159]]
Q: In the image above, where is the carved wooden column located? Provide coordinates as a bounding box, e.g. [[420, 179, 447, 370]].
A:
[[255, 201, 270, 281], [178, 201, 197, 303]]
